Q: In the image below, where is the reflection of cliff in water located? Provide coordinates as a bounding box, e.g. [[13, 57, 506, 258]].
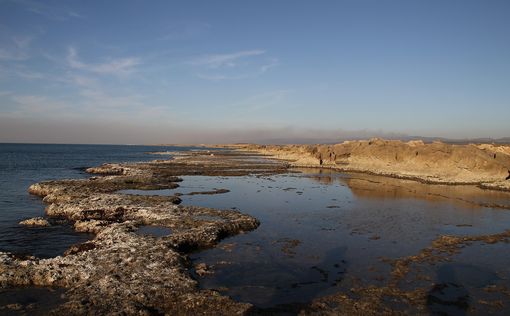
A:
[[294, 168, 510, 209]]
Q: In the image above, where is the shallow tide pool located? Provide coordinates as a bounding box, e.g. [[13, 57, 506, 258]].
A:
[[122, 168, 510, 313]]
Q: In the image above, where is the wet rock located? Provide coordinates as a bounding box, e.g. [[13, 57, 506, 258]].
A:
[[19, 217, 50, 227], [1, 149, 287, 314], [187, 188, 230, 195], [195, 263, 212, 276], [86, 163, 125, 175], [6, 303, 23, 310], [273, 238, 301, 257], [135, 225, 172, 237], [63, 242, 96, 256], [217, 243, 236, 252], [300, 229, 510, 315]]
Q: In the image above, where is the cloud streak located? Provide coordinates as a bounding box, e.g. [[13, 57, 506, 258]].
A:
[[196, 58, 279, 81], [9, 0, 83, 21], [191, 50, 266, 68], [67, 47, 140, 76], [191, 49, 279, 81]]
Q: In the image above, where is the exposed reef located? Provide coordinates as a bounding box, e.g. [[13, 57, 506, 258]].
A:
[[0, 150, 287, 315], [19, 217, 50, 227], [238, 139, 510, 191]]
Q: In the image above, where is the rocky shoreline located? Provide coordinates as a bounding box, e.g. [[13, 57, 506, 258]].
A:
[[0, 150, 287, 315], [234, 139, 510, 191], [2, 144, 510, 314]]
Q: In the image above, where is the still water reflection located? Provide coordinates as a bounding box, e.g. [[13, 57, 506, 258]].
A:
[[123, 168, 510, 311]]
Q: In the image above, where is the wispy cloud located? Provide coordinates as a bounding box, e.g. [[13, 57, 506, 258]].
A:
[[196, 57, 280, 81], [191, 49, 279, 81], [195, 73, 231, 81], [259, 58, 279, 73], [67, 47, 140, 76], [191, 50, 266, 68], [9, 0, 83, 21], [0, 35, 33, 61]]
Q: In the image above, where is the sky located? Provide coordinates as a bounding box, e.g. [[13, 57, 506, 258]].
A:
[[0, 0, 509, 144]]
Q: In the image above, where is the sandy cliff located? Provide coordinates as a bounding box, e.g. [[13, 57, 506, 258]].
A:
[[241, 139, 510, 190]]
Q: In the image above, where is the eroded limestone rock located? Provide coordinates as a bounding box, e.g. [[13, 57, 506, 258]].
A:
[[1, 150, 287, 314], [19, 217, 50, 227]]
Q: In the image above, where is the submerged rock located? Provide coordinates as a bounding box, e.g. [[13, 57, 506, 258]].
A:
[[195, 262, 212, 276]]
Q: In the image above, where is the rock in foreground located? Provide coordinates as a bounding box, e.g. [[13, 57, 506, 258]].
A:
[[0, 150, 288, 315], [19, 217, 50, 227]]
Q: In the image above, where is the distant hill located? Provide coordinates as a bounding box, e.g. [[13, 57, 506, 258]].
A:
[[248, 135, 510, 145], [405, 136, 510, 145]]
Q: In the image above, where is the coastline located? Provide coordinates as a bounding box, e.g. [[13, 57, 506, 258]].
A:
[[229, 139, 510, 192], [0, 150, 287, 314], [1, 142, 510, 314]]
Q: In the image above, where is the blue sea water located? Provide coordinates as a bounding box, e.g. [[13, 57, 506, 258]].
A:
[[0, 143, 195, 258]]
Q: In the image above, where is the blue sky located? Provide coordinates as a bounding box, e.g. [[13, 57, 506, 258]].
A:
[[0, 0, 509, 143]]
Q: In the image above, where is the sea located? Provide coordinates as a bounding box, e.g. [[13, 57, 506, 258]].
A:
[[0, 143, 194, 258]]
